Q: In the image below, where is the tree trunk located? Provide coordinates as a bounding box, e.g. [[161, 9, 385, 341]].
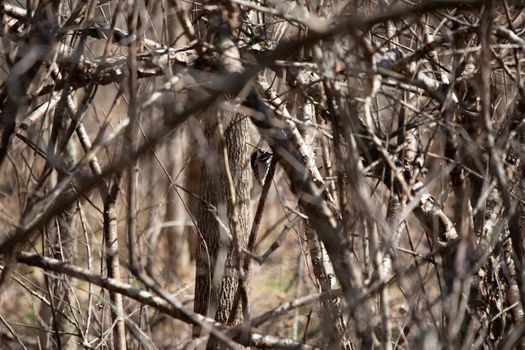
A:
[[103, 179, 127, 350], [39, 139, 79, 350], [162, 133, 191, 281], [194, 111, 251, 349]]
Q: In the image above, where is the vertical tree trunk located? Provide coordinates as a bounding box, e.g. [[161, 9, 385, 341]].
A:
[[160, 0, 192, 282], [103, 179, 127, 350], [294, 90, 351, 349], [192, 3, 251, 346], [162, 132, 191, 281], [39, 140, 79, 350], [194, 111, 251, 349]]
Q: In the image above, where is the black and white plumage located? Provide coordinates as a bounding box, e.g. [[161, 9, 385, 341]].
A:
[[250, 150, 272, 185], [376, 48, 403, 69]]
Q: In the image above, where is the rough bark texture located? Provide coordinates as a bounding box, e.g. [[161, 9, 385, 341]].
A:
[[39, 139, 79, 350], [304, 224, 351, 349], [194, 111, 251, 349], [103, 180, 127, 350], [292, 88, 350, 349]]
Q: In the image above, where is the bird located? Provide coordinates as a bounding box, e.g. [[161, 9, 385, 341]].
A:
[[377, 48, 403, 69], [250, 149, 272, 185]]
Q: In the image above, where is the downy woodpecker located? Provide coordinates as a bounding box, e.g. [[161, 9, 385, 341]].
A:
[[250, 150, 272, 185]]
